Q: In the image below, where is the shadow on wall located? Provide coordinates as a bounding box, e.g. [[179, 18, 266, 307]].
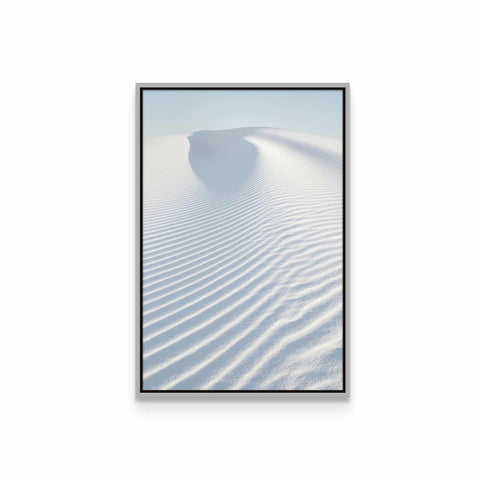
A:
[[188, 128, 258, 193]]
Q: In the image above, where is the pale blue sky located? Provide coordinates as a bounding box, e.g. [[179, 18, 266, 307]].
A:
[[143, 89, 343, 139]]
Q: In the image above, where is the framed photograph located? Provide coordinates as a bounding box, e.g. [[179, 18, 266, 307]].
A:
[[137, 84, 348, 394]]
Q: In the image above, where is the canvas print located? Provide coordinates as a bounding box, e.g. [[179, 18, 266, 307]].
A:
[[138, 85, 347, 392]]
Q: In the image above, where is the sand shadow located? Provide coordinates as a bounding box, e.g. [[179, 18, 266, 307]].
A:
[[188, 128, 258, 193]]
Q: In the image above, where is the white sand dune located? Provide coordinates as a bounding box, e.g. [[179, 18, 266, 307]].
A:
[[142, 127, 343, 390]]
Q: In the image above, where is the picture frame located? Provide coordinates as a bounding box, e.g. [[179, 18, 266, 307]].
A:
[[136, 83, 349, 396]]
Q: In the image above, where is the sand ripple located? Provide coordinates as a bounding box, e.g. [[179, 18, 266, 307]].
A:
[[142, 128, 344, 390]]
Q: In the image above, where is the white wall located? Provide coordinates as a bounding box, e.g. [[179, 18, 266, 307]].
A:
[[1, 1, 479, 478]]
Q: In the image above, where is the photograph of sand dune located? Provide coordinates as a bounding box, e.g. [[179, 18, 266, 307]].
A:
[[137, 84, 347, 393]]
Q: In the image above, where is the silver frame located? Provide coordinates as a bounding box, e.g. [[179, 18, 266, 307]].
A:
[[136, 83, 350, 400]]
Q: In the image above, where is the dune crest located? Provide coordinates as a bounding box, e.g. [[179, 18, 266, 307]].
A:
[[188, 128, 258, 193]]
